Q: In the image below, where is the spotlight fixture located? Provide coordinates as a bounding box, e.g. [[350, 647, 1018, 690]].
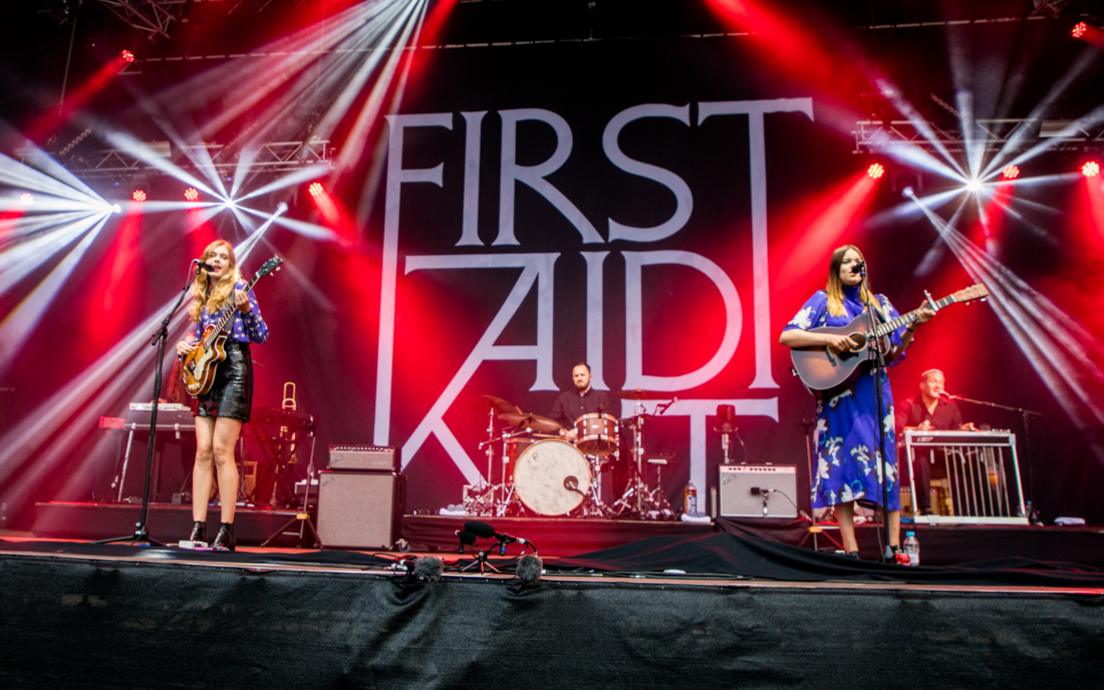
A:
[[18, 192, 35, 206], [183, 187, 199, 201], [131, 188, 147, 202], [1000, 165, 1020, 181], [1072, 21, 1088, 39], [120, 49, 136, 64], [308, 181, 324, 198], [901, 185, 915, 198], [866, 163, 885, 180], [276, 201, 289, 214], [1082, 161, 1101, 178], [964, 178, 983, 193]]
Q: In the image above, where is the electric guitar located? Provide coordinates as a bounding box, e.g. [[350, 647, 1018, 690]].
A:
[[789, 283, 989, 399], [180, 255, 283, 397]]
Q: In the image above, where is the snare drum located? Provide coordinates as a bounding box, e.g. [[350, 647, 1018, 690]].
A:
[[574, 412, 619, 457], [513, 440, 592, 516]]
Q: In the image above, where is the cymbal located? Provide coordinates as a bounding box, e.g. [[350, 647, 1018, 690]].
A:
[[615, 389, 668, 400], [481, 394, 521, 415], [497, 411, 564, 433]]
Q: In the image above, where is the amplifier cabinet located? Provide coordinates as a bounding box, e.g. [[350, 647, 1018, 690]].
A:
[[718, 465, 798, 518], [328, 445, 398, 472], [317, 471, 404, 549]]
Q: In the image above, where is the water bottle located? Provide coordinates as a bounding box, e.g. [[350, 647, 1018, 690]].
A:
[[902, 530, 920, 567], [683, 482, 698, 515]]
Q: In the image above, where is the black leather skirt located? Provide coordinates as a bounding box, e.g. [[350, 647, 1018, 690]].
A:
[[193, 341, 253, 422]]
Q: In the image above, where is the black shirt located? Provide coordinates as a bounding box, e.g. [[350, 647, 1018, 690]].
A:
[[550, 387, 612, 428], [895, 395, 964, 431]]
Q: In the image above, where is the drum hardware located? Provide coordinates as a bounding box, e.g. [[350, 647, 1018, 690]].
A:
[[608, 399, 676, 519]]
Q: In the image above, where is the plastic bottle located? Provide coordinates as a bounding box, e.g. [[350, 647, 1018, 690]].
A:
[[683, 482, 698, 515], [902, 530, 920, 567]]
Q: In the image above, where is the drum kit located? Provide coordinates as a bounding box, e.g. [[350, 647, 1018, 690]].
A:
[[464, 392, 675, 520]]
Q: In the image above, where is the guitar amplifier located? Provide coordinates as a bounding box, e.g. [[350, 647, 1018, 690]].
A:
[[328, 445, 398, 472], [317, 471, 404, 549], [719, 465, 798, 518]]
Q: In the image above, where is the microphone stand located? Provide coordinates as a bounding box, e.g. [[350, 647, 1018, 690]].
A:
[[945, 393, 1044, 515], [95, 263, 200, 547], [859, 272, 893, 560]]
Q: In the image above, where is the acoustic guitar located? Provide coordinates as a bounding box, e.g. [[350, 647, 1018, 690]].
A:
[[789, 283, 989, 398], [180, 255, 283, 397]]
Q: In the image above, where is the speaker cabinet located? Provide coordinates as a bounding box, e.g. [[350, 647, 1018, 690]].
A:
[[317, 471, 404, 548], [718, 465, 798, 518]]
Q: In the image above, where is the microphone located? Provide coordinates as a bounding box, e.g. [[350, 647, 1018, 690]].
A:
[[455, 528, 477, 553], [852, 260, 866, 277], [193, 259, 216, 271], [939, 391, 959, 400], [464, 520, 531, 551], [749, 486, 774, 496]]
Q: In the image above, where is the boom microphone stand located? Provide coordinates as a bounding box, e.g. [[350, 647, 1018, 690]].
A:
[[858, 266, 893, 560], [943, 392, 1044, 514], [95, 262, 200, 547]]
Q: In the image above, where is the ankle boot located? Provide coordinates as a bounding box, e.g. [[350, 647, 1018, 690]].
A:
[[212, 522, 236, 552], [187, 521, 207, 543]]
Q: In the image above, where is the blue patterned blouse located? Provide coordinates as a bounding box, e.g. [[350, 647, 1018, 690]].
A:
[[192, 281, 269, 344]]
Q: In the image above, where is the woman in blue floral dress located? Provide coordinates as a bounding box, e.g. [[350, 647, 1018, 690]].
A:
[[780, 245, 932, 557]]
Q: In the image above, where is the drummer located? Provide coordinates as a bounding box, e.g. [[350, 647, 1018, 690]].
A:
[[551, 362, 611, 441]]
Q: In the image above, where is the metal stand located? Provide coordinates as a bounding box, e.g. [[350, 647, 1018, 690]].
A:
[[95, 263, 200, 547], [859, 278, 893, 560], [260, 432, 320, 547], [458, 549, 503, 574]]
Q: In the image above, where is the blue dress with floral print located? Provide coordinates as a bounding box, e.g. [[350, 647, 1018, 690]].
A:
[[784, 285, 907, 510]]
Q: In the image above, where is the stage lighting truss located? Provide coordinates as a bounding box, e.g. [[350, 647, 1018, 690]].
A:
[[853, 117, 1104, 155], [94, 0, 312, 40], [54, 139, 333, 179]]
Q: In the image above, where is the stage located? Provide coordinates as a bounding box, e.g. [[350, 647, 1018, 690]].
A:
[[1, 531, 1101, 688]]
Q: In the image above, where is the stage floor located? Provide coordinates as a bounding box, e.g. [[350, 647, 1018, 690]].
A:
[[32, 501, 1104, 565]]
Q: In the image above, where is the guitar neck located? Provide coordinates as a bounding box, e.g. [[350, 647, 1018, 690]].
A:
[[208, 274, 263, 337], [870, 294, 958, 338]]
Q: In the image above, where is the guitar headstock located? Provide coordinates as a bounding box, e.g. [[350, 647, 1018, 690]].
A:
[[951, 283, 989, 304], [254, 255, 283, 280]]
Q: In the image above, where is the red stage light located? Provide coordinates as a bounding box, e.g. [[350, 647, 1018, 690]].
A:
[[308, 182, 324, 198], [1000, 165, 1020, 181], [1072, 21, 1088, 39], [866, 163, 885, 180], [18, 192, 35, 206], [1082, 161, 1101, 178], [120, 50, 136, 64], [131, 189, 147, 202], [184, 187, 199, 201]]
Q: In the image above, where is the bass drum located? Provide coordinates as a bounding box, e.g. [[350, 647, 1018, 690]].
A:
[[513, 440, 592, 516]]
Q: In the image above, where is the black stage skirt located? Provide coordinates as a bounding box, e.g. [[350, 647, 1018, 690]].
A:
[[192, 341, 253, 422]]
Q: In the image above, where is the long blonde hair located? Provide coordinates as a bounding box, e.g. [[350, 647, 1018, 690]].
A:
[[825, 244, 876, 317], [188, 239, 241, 322]]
